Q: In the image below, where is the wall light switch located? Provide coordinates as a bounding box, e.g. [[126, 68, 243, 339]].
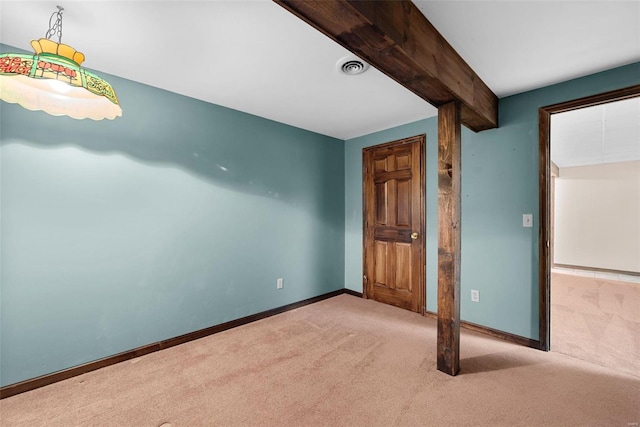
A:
[[276, 278, 284, 289], [522, 214, 533, 228]]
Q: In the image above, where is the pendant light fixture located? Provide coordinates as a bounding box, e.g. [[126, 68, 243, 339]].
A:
[[0, 6, 122, 120]]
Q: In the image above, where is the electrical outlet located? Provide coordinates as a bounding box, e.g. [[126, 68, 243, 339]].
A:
[[276, 278, 284, 289], [471, 289, 480, 302]]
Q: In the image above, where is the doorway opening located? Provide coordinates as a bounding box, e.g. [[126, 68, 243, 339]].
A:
[[539, 85, 640, 376]]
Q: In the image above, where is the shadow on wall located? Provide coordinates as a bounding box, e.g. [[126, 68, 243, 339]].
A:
[[0, 48, 346, 388], [0, 56, 343, 211]]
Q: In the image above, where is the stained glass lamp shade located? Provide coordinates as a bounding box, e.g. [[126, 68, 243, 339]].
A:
[[0, 7, 122, 120]]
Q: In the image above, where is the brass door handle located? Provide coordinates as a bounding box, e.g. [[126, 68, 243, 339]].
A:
[[411, 232, 419, 240]]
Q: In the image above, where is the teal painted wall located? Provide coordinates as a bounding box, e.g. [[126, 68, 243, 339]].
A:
[[2, 36, 638, 387], [345, 62, 640, 339], [0, 45, 345, 386]]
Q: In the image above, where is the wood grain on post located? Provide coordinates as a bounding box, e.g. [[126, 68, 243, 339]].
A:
[[437, 101, 461, 376]]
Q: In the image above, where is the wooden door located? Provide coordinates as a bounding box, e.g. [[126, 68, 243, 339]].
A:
[[363, 135, 425, 313]]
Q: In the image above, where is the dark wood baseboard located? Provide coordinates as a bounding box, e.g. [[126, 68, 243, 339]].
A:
[[344, 291, 540, 350], [0, 289, 348, 400], [2, 289, 543, 399], [424, 311, 541, 349], [343, 289, 363, 297]]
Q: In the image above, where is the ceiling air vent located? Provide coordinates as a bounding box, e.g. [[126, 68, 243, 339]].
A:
[[337, 56, 370, 75]]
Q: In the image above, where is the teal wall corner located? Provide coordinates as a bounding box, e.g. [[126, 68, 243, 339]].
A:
[[344, 61, 640, 340], [2, 35, 638, 387], [0, 45, 345, 387]]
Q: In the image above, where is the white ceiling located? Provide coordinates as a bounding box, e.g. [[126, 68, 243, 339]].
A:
[[413, 1, 640, 98], [1, 1, 639, 140], [552, 97, 640, 168]]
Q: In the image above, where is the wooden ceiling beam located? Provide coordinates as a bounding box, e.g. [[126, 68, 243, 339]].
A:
[[274, 0, 498, 132]]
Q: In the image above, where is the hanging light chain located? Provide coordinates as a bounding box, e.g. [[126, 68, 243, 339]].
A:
[[45, 6, 64, 44]]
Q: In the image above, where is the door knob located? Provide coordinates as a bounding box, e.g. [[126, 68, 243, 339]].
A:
[[411, 232, 419, 240]]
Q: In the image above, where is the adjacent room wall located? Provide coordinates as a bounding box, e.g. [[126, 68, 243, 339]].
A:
[[345, 62, 640, 340], [0, 45, 345, 387], [554, 161, 640, 273]]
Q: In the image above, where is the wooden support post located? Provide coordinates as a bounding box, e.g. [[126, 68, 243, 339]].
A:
[[437, 101, 462, 376]]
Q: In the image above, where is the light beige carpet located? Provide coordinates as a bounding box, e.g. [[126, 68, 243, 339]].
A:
[[1, 294, 639, 426], [552, 272, 640, 378]]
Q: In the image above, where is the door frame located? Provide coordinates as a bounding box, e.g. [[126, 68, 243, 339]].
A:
[[362, 134, 426, 314], [538, 84, 640, 351]]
